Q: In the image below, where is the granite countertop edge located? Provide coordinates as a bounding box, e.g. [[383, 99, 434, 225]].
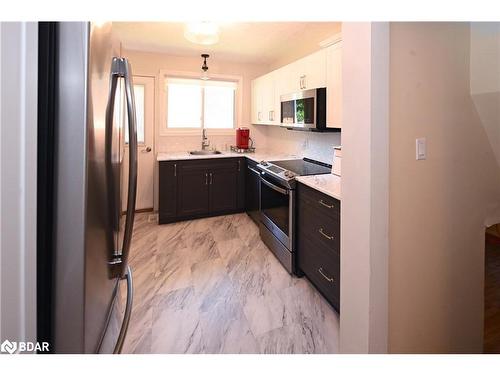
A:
[[295, 174, 341, 201]]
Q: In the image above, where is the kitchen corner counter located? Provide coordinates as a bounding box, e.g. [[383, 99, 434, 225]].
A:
[[296, 174, 341, 200], [156, 150, 301, 164]]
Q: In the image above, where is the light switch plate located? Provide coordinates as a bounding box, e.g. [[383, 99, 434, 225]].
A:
[[416, 138, 426, 160]]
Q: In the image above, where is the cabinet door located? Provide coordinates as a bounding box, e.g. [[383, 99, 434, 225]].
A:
[[326, 41, 342, 128], [302, 49, 327, 90], [285, 59, 305, 93], [251, 79, 260, 124], [251, 77, 264, 124], [245, 161, 261, 223], [236, 158, 246, 210], [209, 161, 238, 214], [177, 163, 209, 217], [262, 72, 277, 125], [158, 161, 177, 224]]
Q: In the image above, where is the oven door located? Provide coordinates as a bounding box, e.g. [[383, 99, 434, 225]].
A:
[[260, 174, 293, 249]]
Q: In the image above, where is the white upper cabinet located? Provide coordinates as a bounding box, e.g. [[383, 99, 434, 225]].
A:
[[279, 49, 327, 94], [298, 49, 327, 91], [251, 71, 280, 125], [251, 77, 263, 124], [326, 41, 342, 128], [251, 40, 341, 128]]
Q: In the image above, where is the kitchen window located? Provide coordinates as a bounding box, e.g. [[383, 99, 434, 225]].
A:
[[165, 77, 237, 131]]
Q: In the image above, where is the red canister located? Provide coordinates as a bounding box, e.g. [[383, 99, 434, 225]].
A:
[[236, 127, 250, 149]]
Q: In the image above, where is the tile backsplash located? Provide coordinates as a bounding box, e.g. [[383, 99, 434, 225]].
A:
[[155, 126, 341, 165], [262, 126, 342, 165]]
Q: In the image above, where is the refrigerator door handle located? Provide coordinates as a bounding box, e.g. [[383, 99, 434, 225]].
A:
[[105, 57, 138, 278], [113, 266, 133, 354], [118, 57, 138, 278]]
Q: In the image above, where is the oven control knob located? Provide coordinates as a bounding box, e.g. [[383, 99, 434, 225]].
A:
[[260, 160, 268, 166], [285, 171, 295, 178]]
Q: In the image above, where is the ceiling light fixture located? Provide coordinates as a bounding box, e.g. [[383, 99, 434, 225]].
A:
[[201, 54, 210, 80], [184, 22, 220, 45]]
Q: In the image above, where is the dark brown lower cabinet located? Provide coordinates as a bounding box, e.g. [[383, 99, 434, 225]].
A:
[[177, 162, 210, 217], [158, 161, 177, 223], [297, 182, 341, 311], [245, 159, 261, 224], [208, 161, 238, 214], [159, 157, 245, 224]]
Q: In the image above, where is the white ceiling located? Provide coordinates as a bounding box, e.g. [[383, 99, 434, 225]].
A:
[[112, 22, 341, 66]]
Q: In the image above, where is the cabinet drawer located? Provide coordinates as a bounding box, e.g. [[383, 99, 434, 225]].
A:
[[298, 233, 340, 311], [297, 198, 340, 255], [297, 183, 340, 221]]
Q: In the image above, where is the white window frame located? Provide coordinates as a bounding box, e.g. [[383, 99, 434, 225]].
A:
[[159, 70, 243, 136]]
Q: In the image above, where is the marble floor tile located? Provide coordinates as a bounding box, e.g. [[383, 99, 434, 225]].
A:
[[155, 247, 193, 294], [210, 215, 241, 242], [242, 291, 286, 337], [256, 323, 321, 354], [122, 212, 340, 354], [150, 287, 203, 354]]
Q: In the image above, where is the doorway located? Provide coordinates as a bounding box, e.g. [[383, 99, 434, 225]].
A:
[[484, 223, 500, 353], [122, 75, 155, 211]]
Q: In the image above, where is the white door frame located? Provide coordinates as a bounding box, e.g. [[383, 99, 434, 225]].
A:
[[339, 22, 390, 354]]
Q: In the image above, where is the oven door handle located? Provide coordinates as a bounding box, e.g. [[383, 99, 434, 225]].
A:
[[261, 177, 289, 195]]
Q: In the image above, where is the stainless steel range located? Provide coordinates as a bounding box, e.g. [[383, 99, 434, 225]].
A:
[[257, 158, 331, 274]]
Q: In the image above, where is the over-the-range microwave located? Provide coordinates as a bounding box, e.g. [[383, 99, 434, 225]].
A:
[[280, 87, 338, 132]]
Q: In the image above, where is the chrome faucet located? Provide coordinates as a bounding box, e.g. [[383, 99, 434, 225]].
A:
[[201, 129, 210, 150]]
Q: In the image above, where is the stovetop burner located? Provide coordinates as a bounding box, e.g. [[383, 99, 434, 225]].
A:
[[257, 158, 332, 189], [270, 158, 332, 176]]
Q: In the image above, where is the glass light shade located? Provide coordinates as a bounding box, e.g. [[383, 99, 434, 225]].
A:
[[184, 22, 220, 45], [201, 69, 210, 80]]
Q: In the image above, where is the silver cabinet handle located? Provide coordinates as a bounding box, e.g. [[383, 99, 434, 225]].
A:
[[300, 74, 306, 89], [205, 172, 208, 185], [319, 228, 334, 240], [318, 267, 334, 283], [141, 146, 152, 153], [237, 160, 241, 171], [319, 199, 334, 209], [113, 266, 133, 354], [174, 163, 177, 177], [210, 172, 213, 185]]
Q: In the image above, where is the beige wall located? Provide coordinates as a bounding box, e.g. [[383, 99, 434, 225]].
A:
[[388, 22, 500, 353], [470, 23, 500, 168]]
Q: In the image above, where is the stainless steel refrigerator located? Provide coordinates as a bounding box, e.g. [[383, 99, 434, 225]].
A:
[[38, 22, 138, 353]]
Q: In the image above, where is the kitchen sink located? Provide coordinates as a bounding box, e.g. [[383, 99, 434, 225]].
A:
[[189, 150, 222, 156]]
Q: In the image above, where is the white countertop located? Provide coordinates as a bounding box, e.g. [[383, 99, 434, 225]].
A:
[[296, 174, 341, 200], [156, 150, 301, 164]]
